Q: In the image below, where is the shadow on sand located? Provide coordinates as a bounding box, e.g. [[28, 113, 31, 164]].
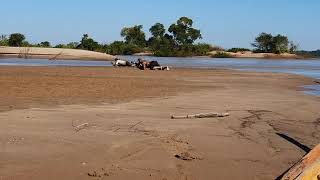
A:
[[274, 133, 311, 180]]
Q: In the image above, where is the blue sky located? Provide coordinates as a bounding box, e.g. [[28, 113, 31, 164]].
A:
[[1, 0, 319, 50]]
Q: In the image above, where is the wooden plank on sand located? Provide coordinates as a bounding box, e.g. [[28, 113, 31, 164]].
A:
[[171, 112, 230, 119], [281, 144, 320, 180]]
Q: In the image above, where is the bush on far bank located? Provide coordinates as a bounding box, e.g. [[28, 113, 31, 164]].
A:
[[211, 51, 233, 58], [54, 42, 79, 49], [8, 33, 26, 47], [252, 32, 298, 54], [192, 43, 220, 56], [0, 35, 9, 46], [105, 41, 143, 55], [227, 48, 251, 53]]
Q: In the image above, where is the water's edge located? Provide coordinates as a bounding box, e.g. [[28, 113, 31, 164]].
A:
[[0, 57, 319, 96]]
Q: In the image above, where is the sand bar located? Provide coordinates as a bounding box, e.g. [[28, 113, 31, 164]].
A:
[[0, 46, 115, 61], [0, 66, 319, 179]]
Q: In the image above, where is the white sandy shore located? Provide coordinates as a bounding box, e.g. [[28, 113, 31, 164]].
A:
[[0, 46, 115, 61], [209, 51, 301, 59]]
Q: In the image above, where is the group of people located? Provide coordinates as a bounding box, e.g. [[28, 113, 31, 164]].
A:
[[112, 58, 170, 71]]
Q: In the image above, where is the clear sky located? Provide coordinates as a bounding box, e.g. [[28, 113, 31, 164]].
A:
[[1, 0, 319, 50]]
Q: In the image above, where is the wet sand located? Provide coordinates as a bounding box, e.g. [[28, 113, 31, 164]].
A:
[[0, 66, 319, 180]]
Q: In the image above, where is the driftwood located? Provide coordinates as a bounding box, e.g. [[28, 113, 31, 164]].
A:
[[281, 144, 320, 180], [74, 123, 89, 132], [72, 120, 90, 132], [171, 112, 230, 119], [129, 121, 143, 129], [113, 121, 143, 133], [49, 51, 63, 60]]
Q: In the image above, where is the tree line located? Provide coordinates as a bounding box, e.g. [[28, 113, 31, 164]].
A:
[[252, 32, 298, 54], [0, 17, 300, 57], [107, 17, 218, 56], [296, 50, 320, 57], [0, 17, 217, 57]]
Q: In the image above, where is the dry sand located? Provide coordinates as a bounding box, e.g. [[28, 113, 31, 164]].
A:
[[0, 66, 319, 180], [209, 51, 302, 59], [0, 46, 115, 61], [133, 52, 154, 56]]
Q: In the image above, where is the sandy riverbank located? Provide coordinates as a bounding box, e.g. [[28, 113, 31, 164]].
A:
[[0, 46, 115, 61], [0, 46, 305, 60], [209, 51, 303, 59], [132, 50, 304, 59], [0, 66, 319, 180]]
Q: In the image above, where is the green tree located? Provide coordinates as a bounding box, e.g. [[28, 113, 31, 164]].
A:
[[272, 34, 289, 54], [251, 32, 273, 53], [66, 42, 79, 49], [78, 34, 99, 51], [152, 34, 176, 57], [227, 48, 251, 53], [121, 25, 146, 47], [192, 43, 215, 56], [54, 42, 82, 49], [39, 41, 51, 47], [0, 35, 9, 46], [168, 17, 202, 47], [54, 44, 66, 48], [106, 41, 126, 55], [148, 23, 167, 51], [289, 41, 298, 53], [252, 33, 294, 54], [106, 41, 142, 55], [149, 23, 165, 38], [9, 33, 26, 47]]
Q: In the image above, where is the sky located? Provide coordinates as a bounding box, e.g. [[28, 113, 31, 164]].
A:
[[1, 0, 319, 50]]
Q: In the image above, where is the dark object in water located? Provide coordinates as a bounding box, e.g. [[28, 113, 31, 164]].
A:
[[149, 61, 160, 70]]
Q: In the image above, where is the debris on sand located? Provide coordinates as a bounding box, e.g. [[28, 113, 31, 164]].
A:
[[7, 137, 25, 144], [175, 154, 195, 161], [175, 152, 202, 161], [88, 171, 101, 177], [88, 169, 110, 178], [75, 123, 89, 132], [72, 120, 90, 132], [171, 112, 230, 119]]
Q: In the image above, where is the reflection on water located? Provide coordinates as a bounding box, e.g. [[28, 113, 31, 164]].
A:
[[0, 57, 320, 96], [303, 85, 320, 96], [0, 58, 111, 67], [122, 56, 320, 78]]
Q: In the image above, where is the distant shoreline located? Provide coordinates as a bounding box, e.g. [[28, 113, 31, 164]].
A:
[[0, 46, 115, 61], [133, 51, 311, 60], [0, 46, 316, 61]]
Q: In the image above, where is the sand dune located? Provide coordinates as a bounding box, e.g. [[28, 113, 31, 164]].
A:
[[0, 46, 115, 61]]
